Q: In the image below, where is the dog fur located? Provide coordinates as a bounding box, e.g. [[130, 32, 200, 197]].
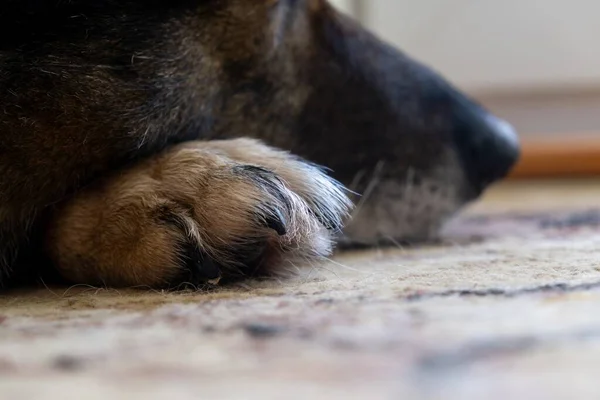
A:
[[0, 0, 519, 288]]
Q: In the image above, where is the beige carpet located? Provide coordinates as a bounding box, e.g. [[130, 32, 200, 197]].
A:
[[2, 180, 600, 400]]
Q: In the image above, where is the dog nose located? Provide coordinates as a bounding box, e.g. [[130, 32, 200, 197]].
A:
[[452, 107, 520, 191]]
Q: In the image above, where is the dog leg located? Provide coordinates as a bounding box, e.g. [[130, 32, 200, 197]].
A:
[[44, 139, 352, 288]]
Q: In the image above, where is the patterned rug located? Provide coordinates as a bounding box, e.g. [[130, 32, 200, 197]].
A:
[[2, 181, 600, 400]]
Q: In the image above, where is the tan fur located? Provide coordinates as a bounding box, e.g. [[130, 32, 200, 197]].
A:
[[45, 139, 351, 288]]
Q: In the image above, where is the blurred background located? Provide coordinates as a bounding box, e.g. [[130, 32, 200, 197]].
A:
[[331, 0, 600, 180]]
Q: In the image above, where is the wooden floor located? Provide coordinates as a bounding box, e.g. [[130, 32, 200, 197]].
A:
[[511, 136, 600, 178]]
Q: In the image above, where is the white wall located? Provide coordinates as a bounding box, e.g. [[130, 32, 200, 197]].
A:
[[361, 0, 600, 94], [328, 0, 354, 15]]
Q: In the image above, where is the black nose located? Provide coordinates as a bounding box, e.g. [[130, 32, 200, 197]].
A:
[[452, 105, 520, 192]]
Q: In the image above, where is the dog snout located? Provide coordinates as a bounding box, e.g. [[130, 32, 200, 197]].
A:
[[451, 103, 520, 192]]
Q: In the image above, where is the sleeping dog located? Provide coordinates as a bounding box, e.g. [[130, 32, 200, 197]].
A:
[[0, 0, 519, 288]]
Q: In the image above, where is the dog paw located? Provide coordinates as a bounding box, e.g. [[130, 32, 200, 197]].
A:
[[45, 139, 352, 288]]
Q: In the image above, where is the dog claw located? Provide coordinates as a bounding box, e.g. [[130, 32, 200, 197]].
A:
[[265, 209, 287, 236], [182, 244, 222, 284], [198, 256, 222, 282]]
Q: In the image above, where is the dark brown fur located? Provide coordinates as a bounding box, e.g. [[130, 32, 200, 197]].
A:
[[0, 0, 519, 288]]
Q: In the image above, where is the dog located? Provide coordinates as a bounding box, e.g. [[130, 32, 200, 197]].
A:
[[0, 0, 519, 288]]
